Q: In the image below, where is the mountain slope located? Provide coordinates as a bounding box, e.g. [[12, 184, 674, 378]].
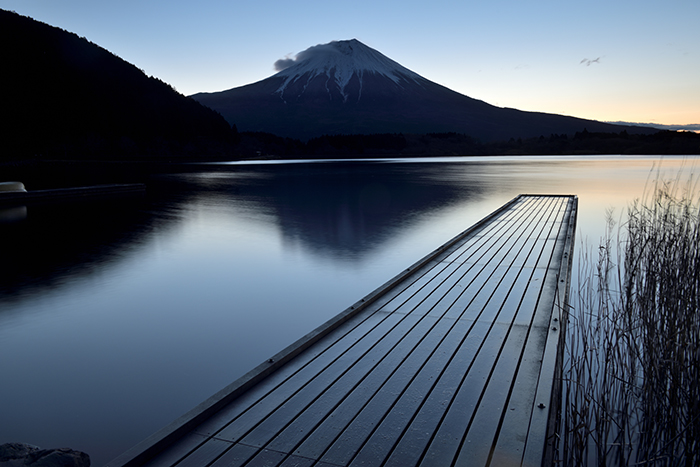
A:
[[192, 39, 654, 141], [0, 9, 234, 161]]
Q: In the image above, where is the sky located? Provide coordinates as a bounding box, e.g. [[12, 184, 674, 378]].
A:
[[3, 0, 699, 126]]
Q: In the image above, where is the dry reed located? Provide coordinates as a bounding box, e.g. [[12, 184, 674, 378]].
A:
[[558, 172, 700, 466]]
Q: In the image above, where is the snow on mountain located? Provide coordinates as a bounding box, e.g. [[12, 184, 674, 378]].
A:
[[272, 39, 425, 102]]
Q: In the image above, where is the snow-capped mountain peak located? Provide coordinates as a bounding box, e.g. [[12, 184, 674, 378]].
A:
[[272, 39, 425, 102], [192, 39, 657, 142]]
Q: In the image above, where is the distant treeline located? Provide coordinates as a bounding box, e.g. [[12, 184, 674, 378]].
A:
[[231, 129, 700, 159], [490, 129, 700, 156]]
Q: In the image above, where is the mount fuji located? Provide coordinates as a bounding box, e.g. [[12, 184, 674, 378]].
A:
[[191, 39, 649, 141]]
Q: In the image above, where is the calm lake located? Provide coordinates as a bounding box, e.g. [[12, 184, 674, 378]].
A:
[[0, 155, 697, 465]]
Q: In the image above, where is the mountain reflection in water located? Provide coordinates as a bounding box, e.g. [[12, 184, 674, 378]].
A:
[[172, 161, 485, 261], [1, 160, 488, 302]]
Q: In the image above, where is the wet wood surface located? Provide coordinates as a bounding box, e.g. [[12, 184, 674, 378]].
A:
[[108, 194, 577, 467]]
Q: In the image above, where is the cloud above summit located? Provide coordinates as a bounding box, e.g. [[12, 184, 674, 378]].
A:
[[274, 43, 328, 71], [274, 41, 354, 72], [274, 56, 296, 71]]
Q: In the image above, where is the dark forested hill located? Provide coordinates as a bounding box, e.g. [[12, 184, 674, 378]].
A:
[[0, 9, 235, 161]]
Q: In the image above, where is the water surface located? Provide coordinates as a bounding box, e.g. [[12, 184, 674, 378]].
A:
[[0, 155, 695, 465]]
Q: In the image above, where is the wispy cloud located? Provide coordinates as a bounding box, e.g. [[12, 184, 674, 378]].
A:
[[274, 42, 340, 71], [274, 55, 297, 72], [580, 57, 601, 66]]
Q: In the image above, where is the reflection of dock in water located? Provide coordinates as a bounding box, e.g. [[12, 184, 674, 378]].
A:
[[108, 194, 577, 467]]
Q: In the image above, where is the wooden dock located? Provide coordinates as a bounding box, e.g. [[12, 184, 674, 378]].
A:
[[108, 194, 577, 467]]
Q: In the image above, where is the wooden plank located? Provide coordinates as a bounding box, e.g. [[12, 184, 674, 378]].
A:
[[206, 444, 257, 467], [207, 199, 563, 453], [282, 198, 560, 464], [290, 316, 466, 461], [233, 314, 433, 449], [390, 199, 566, 466], [212, 313, 416, 443], [314, 199, 568, 462], [380, 321, 510, 467], [140, 433, 209, 467], [165, 438, 231, 467], [110, 195, 578, 467], [522, 196, 578, 467]]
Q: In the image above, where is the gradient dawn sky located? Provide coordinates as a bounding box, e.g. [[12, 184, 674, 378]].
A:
[[5, 0, 699, 126]]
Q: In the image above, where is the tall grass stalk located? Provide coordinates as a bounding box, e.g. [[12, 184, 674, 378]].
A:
[[559, 174, 700, 466]]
